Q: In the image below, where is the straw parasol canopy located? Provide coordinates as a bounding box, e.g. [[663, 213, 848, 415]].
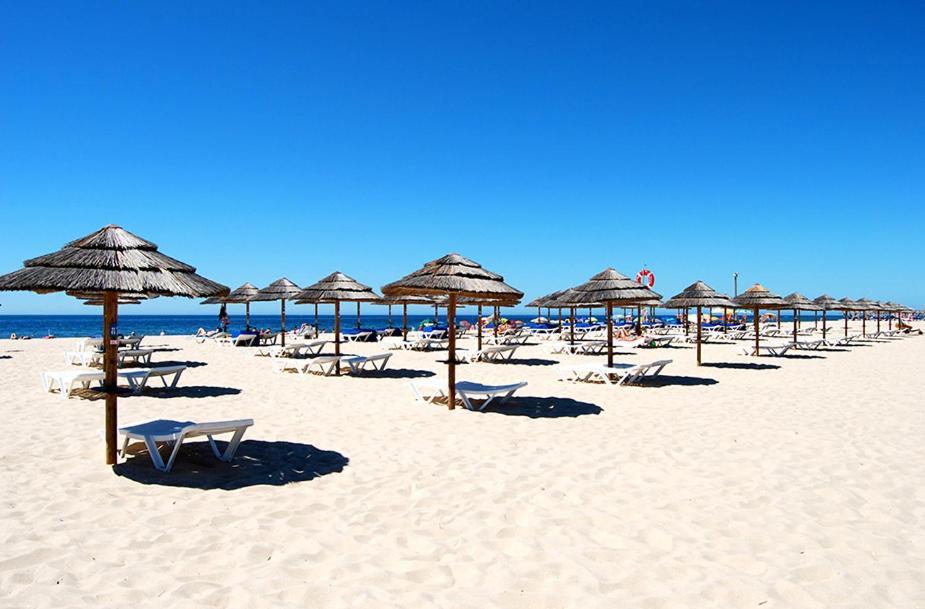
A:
[[665, 281, 734, 365], [855, 297, 879, 336], [732, 284, 785, 356], [782, 292, 821, 343], [813, 294, 841, 339], [221, 282, 260, 327], [0, 224, 227, 466], [295, 272, 381, 363], [253, 278, 302, 347], [382, 253, 522, 409], [570, 268, 661, 367]]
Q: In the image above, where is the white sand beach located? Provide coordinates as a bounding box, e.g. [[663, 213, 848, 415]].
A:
[[1, 323, 923, 608]]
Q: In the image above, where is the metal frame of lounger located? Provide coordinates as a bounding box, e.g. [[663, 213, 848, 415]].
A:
[[119, 366, 186, 394], [343, 353, 392, 373], [119, 418, 254, 472], [342, 331, 374, 343]]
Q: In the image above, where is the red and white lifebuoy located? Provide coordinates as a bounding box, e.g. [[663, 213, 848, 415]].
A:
[[636, 268, 655, 288]]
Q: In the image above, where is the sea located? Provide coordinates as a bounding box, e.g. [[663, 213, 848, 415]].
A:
[[0, 312, 845, 339]]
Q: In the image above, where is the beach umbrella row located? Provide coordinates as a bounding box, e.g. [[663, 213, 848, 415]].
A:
[[0, 225, 227, 465], [732, 284, 786, 355], [252, 278, 302, 347]]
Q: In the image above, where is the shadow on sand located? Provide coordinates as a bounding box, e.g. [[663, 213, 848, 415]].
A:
[[480, 396, 602, 418], [348, 368, 435, 379], [646, 375, 718, 387], [702, 362, 781, 371], [114, 440, 349, 490], [503, 358, 559, 367], [73, 385, 242, 400]]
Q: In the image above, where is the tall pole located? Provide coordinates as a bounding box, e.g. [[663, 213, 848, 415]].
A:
[[314, 303, 319, 332], [606, 302, 614, 368], [477, 304, 483, 351], [793, 308, 798, 344], [822, 309, 828, 340], [733, 272, 739, 297], [334, 300, 341, 376], [754, 306, 760, 356], [696, 305, 702, 366], [447, 294, 457, 410], [103, 291, 118, 465], [280, 299, 287, 347], [570, 307, 575, 344], [356, 301, 361, 329], [723, 307, 728, 334], [402, 303, 408, 340], [636, 305, 642, 336], [844, 309, 849, 338], [493, 306, 499, 339], [685, 308, 689, 336], [862, 310, 867, 337], [245, 301, 250, 328]]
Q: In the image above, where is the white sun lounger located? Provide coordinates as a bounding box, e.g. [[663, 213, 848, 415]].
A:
[[457, 344, 520, 362], [255, 340, 328, 358], [557, 359, 672, 385], [119, 418, 254, 472], [741, 343, 792, 357], [409, 380, 528, 411], [342, 331, 375, 343], [791, 339, 825, 350], [119, 365, 187, 394], [342, 353, 393, 373], [638, 336, 675, 348], [42, 370, 105, 399]]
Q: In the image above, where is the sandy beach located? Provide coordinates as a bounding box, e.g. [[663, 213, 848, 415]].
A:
[[1, 322, 923, 608]]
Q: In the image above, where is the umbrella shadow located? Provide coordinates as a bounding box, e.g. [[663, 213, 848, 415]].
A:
[[143, 386, 243, 399], [702, 362, 781, 371], [151, 360, 209, 368], [0, 355, 11, 360], [479, 396, 603, 418], [504, 358, 559, 366], [646, 375, 719, 387], [114, 439, 349, 490], [779, 354, 826, 360], [349, 368, 436, 379]]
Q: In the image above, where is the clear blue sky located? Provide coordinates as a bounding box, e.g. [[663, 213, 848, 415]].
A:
[[1, 1, 922, 315]]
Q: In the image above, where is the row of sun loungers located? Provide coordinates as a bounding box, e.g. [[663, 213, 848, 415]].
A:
[[271, 353, 393, 376], [42, 365, 187, 399], [557, 360, 672, 385]]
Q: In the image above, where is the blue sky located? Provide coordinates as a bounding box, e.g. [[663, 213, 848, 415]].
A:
[[1, 1, 923, 314]]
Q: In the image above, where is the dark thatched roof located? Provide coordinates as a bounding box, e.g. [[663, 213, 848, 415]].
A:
[[545, 287, 600, 308], [0, 225, 228, 298], [854, 297, 880, 310], [838, 297, 862, 311], [783, 292, 822, 311], [295, 272, 381, 303], [253, 278, 302, 301], [813, 294, 841, 310], [732, 284, 785, 309], [571, 268, 661, 305], [881, 301, 903, 312], [226, 282, 260, 303], [381, 253, 522, 304], [526, 289, 568, 308], [664, 281, 734, 309]]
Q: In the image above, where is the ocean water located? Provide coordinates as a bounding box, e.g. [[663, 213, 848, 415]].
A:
[[0, 312, 845, 339]]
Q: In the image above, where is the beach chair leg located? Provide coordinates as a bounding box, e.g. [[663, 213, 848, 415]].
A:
[[162, 437, 186, 473], [143, 436, 169, 472], [120, 435, 130, 458], [220, 428, 248, 462]]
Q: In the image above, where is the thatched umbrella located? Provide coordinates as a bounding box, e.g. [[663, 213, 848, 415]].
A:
[[543, 287, 591, 346], [0, 225, 226, 464], [294, 272, 381, 373], [783, 293, 821, 344], [572, 268, 660, 368], [253, 278, 301, 347], [732, 284, 786, 356], [664, 281, 734, 365], [838, 297, 862, 338], [380, 295, 434, 340], [855, 298, 877, 336], [812, 294, 840, 341], [382, 253, 522, 409], [881, 301, 901, 330], [225, 282, 260, 328]]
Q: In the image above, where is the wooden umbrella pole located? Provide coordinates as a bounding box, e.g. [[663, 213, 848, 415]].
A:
[[754, 307, 760, 356], [696, 305, 702, 366], [447, 294, 457, 410], [103, 291, 118, 465], [477, 304, 483, 351], [636, 305, 642, 336], [493, 306, 498, 338], [777, 309, 781, 329], [334, 300, 341, 375], [606, 302, 614, 368], [314, 304, 319, 334], [844, 311, 848, 338], [685, 308, 689, 336], [793, 308, 798, 344], [862, 310, 866, 337], [245, 302, 250, 328], [357, 301, 361, 329], [570, 307, 575, 344], [723, 307, 727, 334], [281, 299, 287, 347], [388, 304, 392, 328], [876, 310, 880, 333], [402, 303, 408, 340], [822, 310, 827, 340]]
